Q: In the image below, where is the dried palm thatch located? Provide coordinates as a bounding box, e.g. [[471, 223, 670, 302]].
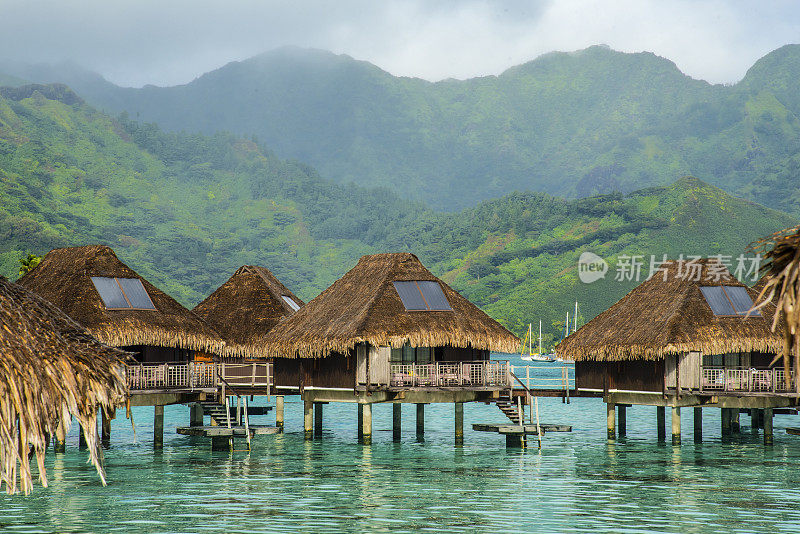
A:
[[261, 253, 518, 358], [556, 258, 782, 362], [18, 245, 225, 356], [751, 224, 800, 392], [0, 276, 128, 495], [193, 266, 304, 359]]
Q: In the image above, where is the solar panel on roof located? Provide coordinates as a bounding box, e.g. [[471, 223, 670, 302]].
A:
[[393, 281, 428, 311], [91, 277, 130, 309], [117, 278, 155, 310], [700, 286, 736, 316], [282, 295, 301, 312], [723, 286, 761, 316], [416, 281, 452, 311]]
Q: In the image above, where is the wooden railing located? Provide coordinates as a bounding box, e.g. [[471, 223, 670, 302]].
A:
[[125, 361, 272, 391], [389, 361, 510, 388], [700, 367, 792, 393], [511, 365, 573, 391]]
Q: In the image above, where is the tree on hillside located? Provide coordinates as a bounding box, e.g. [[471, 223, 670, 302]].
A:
[[18, 254, 41, 276]]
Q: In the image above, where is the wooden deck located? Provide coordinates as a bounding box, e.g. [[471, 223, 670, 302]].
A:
[[176, 425, 280, 437]]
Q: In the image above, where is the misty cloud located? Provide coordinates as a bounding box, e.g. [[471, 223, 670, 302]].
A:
[[0, 0, 798, 87]]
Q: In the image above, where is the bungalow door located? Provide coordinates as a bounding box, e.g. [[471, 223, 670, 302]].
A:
[[368, 346, 391, 387], [356, 344, 367, 386]]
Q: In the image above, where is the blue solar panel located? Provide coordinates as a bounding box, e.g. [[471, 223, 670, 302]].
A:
[[91, 277, 130, 309], [723, 286, 761, 316], [417, 281, 452, 311], [700, 286, 736, 316], [393, 281, 427, 311], [117, 278, 155, 310]]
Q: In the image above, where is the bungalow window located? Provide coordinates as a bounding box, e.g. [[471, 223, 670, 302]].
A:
[[393, 281, 452, 311], [390, 345, 434, 363], [91, 277, 156, 310], [703, 353, 744, 368]]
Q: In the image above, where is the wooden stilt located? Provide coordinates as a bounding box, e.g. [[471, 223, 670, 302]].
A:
[[314, 402, 323, 437], [361, 403, 372, 445], [671, 407, 681, 445], [303, 400, 313, 440], [455, 402, 464, 445], [656, 406, 666, 442], [153, 405, 164, 449], [721, 408, 732, 435], [731, 409, 740, 433], [211, 436, 231, 451], [393, 403, 401, 442], [607, 403, 615, 440], [416, 403, 425, 441], [764, 408, 774, 446], [190, 404, 204, 427], [357, 403, 364, 441], [275, 396, 284, 431], [693, 407, 702, 442], [618, 405, 627, 437], [78, 423, 87, 449]]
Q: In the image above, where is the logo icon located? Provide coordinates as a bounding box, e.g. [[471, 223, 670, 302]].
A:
[[578, 252, 608, 284]]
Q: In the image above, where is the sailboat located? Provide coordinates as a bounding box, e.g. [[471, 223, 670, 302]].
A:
[[551, 301, 580, 363], [521, 320, 556, 362]]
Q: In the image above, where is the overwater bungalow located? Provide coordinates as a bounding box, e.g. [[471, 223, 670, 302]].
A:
[[0, 276, 127, 494], [262, 252, 518, 441], [16, 245, 237, 442], [193, 265, 304, 361], [192, 265, 305, 428], [556, 257, 786, 443], [18, 245, 225, 365]]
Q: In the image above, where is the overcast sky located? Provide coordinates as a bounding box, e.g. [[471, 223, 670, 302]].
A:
[[1, 0, 798, 87]]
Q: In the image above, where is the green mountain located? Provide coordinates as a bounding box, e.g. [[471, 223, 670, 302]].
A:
[[5, 45, 800, 213], [0, 83, 425, 303], [0, 85, 795, 344]]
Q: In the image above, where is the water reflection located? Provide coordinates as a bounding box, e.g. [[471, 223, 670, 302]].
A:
[[4, 393, 800, 533]]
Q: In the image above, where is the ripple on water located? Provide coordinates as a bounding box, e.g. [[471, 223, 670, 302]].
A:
[[4, 392, 800, 533]]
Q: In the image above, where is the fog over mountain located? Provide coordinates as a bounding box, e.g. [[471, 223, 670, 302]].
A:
[[0, 0, 798, 87]]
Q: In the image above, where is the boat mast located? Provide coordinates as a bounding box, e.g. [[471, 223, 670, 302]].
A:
[[528, 323, 532, 355], [573, 301, 578, 334], [538, 319, 543, 355]]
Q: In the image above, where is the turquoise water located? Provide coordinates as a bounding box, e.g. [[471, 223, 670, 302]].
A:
[[4, 359, 800, 533]]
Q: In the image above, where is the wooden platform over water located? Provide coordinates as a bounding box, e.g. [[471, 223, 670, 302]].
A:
[[473, 423, 573, 435], [177, 425, 280, 437]]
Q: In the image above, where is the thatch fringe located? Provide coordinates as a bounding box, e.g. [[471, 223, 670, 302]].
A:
[[751, 224, 800, 392], [0, 277, 128, 495], [261, 253, 519, 358], [556, 258, 782, 362], [91, 324, 226, 356]]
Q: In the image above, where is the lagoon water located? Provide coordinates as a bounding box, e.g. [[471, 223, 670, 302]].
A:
[[4, 359, 800, 533]]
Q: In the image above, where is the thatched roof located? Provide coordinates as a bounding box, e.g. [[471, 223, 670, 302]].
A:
[[557, 258, 782, 362], [752, 224, 800, 391], [17, 245, 225, 355], [0, 276, 128, 495], [193, 265, 304, 359], [261, 253, 518, 358]]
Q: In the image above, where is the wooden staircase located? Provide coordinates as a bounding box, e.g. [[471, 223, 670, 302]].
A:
[[495, 393, 522, 424], [199, 401, 233, 426]]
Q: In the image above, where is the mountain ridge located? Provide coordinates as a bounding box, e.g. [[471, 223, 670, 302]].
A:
[[6, 45, 800, 212]]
